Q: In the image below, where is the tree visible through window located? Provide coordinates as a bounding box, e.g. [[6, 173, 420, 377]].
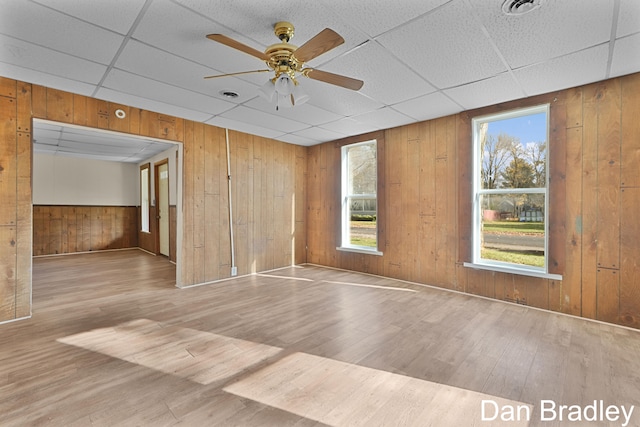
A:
[[473, 105, 549, 272], [341, 140, 378, 252]]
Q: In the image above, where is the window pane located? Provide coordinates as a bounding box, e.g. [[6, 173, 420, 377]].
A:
[[349, 198, 377, 247], [141, 167, 149, 232], [479, 114, 547, 189], [347, 144, 376, 195], [480, 193, 545, 268]]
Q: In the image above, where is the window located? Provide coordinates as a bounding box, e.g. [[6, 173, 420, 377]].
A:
[[467, 105, 558, 278], [140, 163, 150, 232], [339, 140, 381, 255]]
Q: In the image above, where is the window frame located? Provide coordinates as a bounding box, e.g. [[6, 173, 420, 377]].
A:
[[464, 104, 561, 280], [337, 139, 383, 256]]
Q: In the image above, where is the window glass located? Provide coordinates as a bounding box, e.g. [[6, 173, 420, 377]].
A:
[[473, 106, 548, 272], [341, 141, 378, 251]]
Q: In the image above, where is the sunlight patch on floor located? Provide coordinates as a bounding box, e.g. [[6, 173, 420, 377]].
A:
[[58, 319, 282, 385], [224, 352, 531, 426]]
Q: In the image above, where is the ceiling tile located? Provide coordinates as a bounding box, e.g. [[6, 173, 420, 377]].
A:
[[205, 116, 285, 140], [276, 133, 321, 146], [444, 72, 526, 110], [513, 45, 609, 97], [173, 0, 369, 67], [319, 117, 379, 136], [392, 91, 462, 122], [0, 0, 124, 64], [316, 0, 451, 38], [351, 107, 415, 130], [95, 88, 217, 123], [320, 41, 435, 105], [102, 69, 236, 116], [302, 79, 384, 116], [115, 39, 260, 104], [245, 97, 344, 126], [33, 145, 58, 154], [59, 140, 139, 155], [0, 34, 107, 84], [132, 0, 264, 74], [32, 0, 146, 35], [0, 62, 97, 97], [472, 0, 613, 69], [219, 106, 311, 134], [617, 0, 640, 37], [290, 126, 348, 143], [33, 121, 177, 163], [610, 33, 640, 78], [377, 0, 507, 89]]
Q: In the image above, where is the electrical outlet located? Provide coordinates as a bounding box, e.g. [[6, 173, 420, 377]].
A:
[[231, 266, 238, 277]]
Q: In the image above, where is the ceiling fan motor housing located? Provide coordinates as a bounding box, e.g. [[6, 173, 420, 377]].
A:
[[265, 43, 302, 78], [274, 21, 295, 42], [265, 22, 304, 81]]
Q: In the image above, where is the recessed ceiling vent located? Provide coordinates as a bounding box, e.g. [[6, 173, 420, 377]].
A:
[[219, 90, 239, 99], [502, 0, 542, 15]]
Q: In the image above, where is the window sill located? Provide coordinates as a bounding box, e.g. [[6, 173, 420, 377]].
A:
[[463, 262, 562, 281], [337, 246, 383, 256]]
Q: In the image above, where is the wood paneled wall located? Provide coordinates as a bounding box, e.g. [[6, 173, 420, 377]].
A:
[[0, 76, 306, 323], [0, 78, 31, 321], [307, 72, 640, 329], [33, 205, 138, 256], [180, 125, 306, 285]]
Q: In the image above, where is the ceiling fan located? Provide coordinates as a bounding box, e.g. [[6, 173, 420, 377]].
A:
[[204, 21, 364, 109]]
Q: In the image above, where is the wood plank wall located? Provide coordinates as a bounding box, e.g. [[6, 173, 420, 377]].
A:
[[0, 77, 306, 323], [180, 126, 306, 285], [33, 205, 138, 256], [307, 72, 640, 329], [0, 78, 31, 321]]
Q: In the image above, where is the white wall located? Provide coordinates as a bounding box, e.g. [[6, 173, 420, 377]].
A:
[[33, 153, 138, 205]]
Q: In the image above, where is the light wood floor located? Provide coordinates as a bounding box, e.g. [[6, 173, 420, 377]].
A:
[[1, 250, 639, 426]]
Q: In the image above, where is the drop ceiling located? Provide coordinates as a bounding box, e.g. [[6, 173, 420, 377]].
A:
[[33, 120, 177, 163], [2, 0, 639, 147]]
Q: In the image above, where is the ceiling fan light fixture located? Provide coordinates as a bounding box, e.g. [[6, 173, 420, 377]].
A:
[[276, 93, 294, 109], [274, 74, 295, 96], [258, 79, 276, 102], [292, 84, 309, 106], [262, 74, 309, 110]]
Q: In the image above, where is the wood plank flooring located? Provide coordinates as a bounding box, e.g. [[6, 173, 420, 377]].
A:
[[1, 250, 640, 426]]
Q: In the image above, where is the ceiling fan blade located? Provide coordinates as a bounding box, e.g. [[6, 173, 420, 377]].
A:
[[304, 69, 364, 91], [206, 34, 269, 61], [293, 28, 344, 63], [204, 69, 270, 79]]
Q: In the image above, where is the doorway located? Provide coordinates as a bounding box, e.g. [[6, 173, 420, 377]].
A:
[[155, 159, 170, 257], [32, 119, 183, 286]]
